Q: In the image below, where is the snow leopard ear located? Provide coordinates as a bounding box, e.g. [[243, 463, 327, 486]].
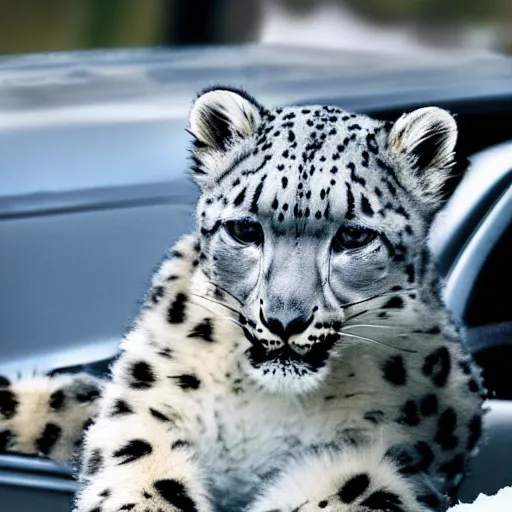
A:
[[189, 87, 263, 189], [389, 107, 458, 211]]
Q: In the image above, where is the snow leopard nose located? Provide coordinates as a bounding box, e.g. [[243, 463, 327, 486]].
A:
[[259, 309, 313, 341]]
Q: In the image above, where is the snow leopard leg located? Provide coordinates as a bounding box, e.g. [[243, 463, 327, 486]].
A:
[[247, 444, 446, 512], [73, 350, 213, 512], [0, 372, 103, 465]]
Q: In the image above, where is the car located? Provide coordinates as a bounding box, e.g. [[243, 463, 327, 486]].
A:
[[0, 45, 511, 511]]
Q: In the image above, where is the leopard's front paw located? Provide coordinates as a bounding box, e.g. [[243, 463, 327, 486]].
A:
[[77, 477, 209, 512]]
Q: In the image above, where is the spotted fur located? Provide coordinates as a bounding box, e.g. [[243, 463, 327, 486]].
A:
[[0, 87, 484, 512]]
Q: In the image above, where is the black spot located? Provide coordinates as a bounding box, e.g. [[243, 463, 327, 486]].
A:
[[366, 133, 379, 154], [128, 361, 156, 390], [281, 177, 288, 188], [83, 418, 94, 432], [422, 347, 451, 387], [84, 448, 103, 476], [173, 374, 201, 390], [171, 440, 190, 450], [271, 198, 279, 210], [414, 441, 434, 472], [0, 390, 18, 419], [382, 296, 404, 309], [49, 390, 65, 411], [360, 490, 403, 511], [386, 180, 397, 196], [345, 183, 355, 219], [468, 378, 480, 393], [113, 439, 153, 465], [405, 263, 415, 283], [250, 176, 267, 214], [158, 347, 174, 359], [150, 408, 172, 422], [233, 187, 246, 207], [110, 400, 132, 419], [459, 360, 472, 375], [435, 408, 458, 451], [398, 400, 420, 426], [363, 410, 384, 424], [347, 162, 366, 187], [338, 473, 370, 503], [119, 505, 135, 511], [467, 414, 482, 451], [167, 293, 188, 324], [187, 319, 214, 342], [154, 479, 198, 512], [74, 383, 101, 403], [361, 194, 374, 216], [0, 430, 13, 451], [318, 500, 328, 508], [0, 376, 10, 387], [36, 423, 61, 455], [382, 355, 407, 386], [439, 453, 466, 480], [150, 285, 165, 304], [420, 394, 438, 416]]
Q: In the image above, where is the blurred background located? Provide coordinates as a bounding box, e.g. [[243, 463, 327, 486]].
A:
[[0, 0, 511, 56]]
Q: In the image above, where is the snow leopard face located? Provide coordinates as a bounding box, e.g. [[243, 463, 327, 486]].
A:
[[189, 87, 458, 394]]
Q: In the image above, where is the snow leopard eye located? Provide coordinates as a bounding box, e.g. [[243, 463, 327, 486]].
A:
[[332, 226, 376, 252], [224, 219, 264, 246]]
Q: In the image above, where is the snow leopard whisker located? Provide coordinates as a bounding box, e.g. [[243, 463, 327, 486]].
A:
[[204, 279, 244, 306], [336, 331, 417, 354], [189, 297, 245, 330], [191, 293, 241, 316], [341, 288, 415, 309], [341, 324, 401, 331]]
